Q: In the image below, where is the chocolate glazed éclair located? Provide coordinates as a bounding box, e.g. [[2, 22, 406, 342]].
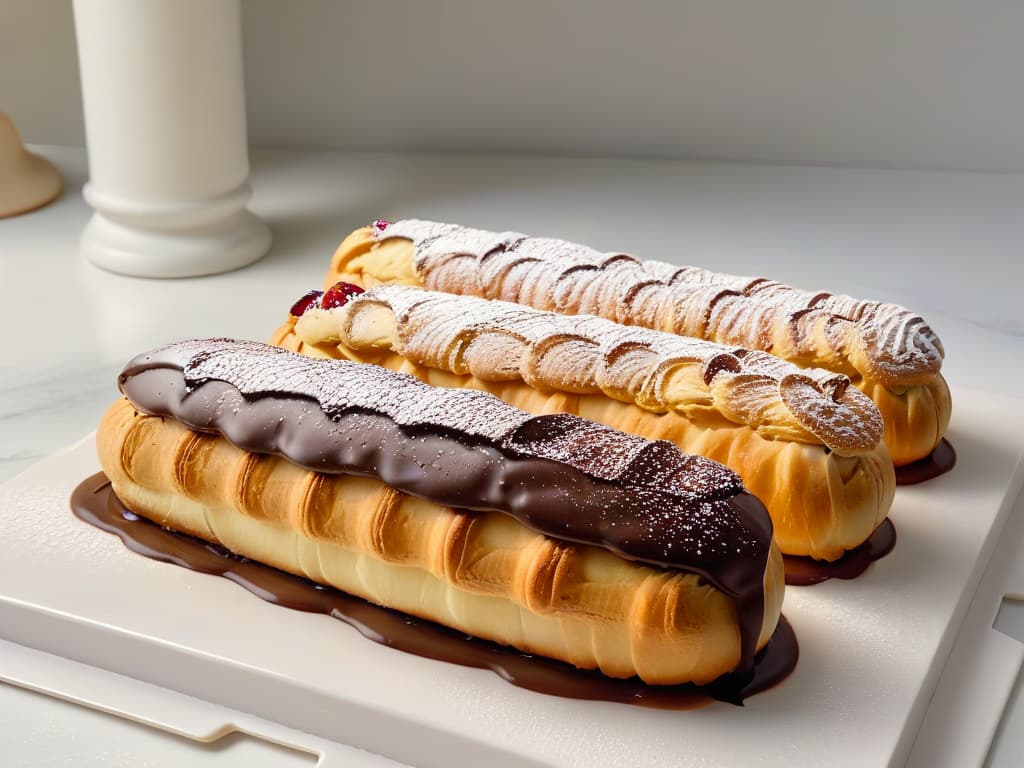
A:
[[117, 339, 774, 680], [72, 472, 798, 707]]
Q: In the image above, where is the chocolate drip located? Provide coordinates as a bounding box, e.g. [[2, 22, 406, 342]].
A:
[[71, 474, 798, 707], [895, 439, 956, 485], [783, 518, 897, 586], [117, 339, 773, 677]]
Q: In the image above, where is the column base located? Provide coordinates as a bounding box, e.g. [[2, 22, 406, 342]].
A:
[[81, 209, 271, 279]]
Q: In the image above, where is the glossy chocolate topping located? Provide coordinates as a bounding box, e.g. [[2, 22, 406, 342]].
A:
[[71, 473, 798, 707], [118, 339, 773, 675]]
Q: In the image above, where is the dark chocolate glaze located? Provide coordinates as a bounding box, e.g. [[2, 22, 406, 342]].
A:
[[71, 473, 797, 707], [895, 439, 956, 485], [783, 518, 897, 586], [117, 339, 774, 678]]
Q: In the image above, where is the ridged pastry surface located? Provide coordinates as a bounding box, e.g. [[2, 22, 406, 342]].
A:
[[376, 219, 943, 388], [297, 283, 884, 457], [97, 399, 785, 685]]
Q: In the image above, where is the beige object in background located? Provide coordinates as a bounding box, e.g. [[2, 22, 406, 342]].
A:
[[0, 113, 62, 218]]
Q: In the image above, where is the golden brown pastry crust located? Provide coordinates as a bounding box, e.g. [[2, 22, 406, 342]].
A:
[[326, 225, 951, 466], [860, 375, 952, 467], [271, 316, 894, 562], [97, 396, 784, 685]]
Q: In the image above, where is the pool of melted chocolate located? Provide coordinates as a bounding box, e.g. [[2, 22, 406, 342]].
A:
[[783, 438, 955, 587], [71, 472, 797, 708], [895, 438, 956, 485], [783, 518, 897, 586]]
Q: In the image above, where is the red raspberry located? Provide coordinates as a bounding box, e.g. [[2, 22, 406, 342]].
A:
[[321, 281, 365, 309], [289, 290, 323, 317]]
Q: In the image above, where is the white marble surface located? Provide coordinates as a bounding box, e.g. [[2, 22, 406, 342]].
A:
[[1, 146, 1023, 766]]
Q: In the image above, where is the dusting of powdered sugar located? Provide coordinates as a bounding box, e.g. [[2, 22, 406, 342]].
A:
[[326, 284, 883, 451], [375, 219, 943, 386]]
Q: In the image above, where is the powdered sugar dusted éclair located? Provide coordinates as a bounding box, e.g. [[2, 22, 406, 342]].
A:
[[374, 219, 944, 388], [296, 284, 885, 456]]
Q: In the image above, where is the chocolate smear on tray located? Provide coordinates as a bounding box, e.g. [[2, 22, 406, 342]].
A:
[[783, 518, 897, 586], [895, 439, 956, 485]]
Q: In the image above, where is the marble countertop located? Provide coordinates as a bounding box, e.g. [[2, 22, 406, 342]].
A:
[[1, 146, 1022, 766]]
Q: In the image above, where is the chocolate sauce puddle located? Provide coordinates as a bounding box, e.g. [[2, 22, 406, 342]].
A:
[[785, 438, 954, 585], [895, 438, 956, 485], [72, 473, 797, 708], [783, 518, 897, 586]]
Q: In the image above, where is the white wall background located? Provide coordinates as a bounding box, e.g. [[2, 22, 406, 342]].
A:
[[3, 0, 1024, 172]]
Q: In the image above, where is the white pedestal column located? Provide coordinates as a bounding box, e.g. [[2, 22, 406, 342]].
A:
[[73, 0, 270, 278]]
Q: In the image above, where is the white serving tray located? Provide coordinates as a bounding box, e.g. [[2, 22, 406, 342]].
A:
[[1, 388, 1022, 768]]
